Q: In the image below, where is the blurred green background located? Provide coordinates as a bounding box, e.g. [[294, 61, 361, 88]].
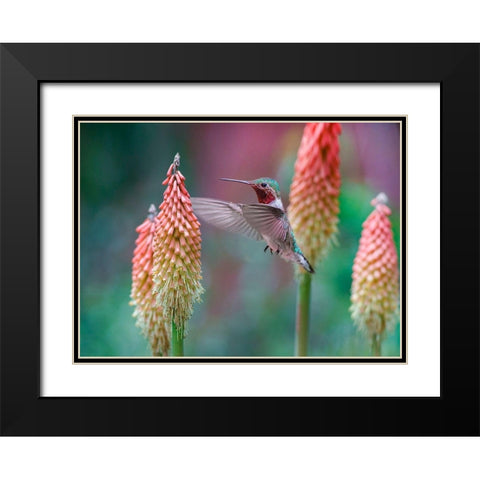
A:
[[79, 121, 401, 357]]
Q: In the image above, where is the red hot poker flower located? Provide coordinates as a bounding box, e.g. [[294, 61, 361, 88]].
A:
[[288, 122, 342, 270], [152, 154, 204, 337], [131, 204, 170, 356], [350, 193, 399, 350]]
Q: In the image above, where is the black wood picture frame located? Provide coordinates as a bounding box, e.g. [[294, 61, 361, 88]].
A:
[[1, 43, 478, 436]]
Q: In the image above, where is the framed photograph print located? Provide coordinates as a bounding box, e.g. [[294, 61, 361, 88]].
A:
[[1, 44, 478, 435], [72, 115, 405, 364]]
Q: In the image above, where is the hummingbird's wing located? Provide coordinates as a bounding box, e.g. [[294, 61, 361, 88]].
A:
[[190, 197, 263, 241], [241, 204, 290, 244]]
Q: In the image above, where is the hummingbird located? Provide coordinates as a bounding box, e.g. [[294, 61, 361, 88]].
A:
[[191, 177, 314, 273]]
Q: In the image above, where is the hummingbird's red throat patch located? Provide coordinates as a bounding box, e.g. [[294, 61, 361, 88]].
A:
[[253, 186, 275, 205]]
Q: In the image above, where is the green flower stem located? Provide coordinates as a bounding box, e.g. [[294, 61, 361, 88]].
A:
[[371, 334, 381, 356], [171, 321, 184, 356], [295, 273, 311, 356]]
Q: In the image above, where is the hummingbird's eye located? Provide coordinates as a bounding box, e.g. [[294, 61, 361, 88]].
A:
[[261, 182, 267, 188]]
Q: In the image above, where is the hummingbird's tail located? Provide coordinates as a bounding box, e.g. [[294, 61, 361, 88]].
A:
[[297, 252, 315, 274]]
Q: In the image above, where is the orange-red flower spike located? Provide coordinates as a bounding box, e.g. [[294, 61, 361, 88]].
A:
[[288, 123, 342, 270], [152, 153, 204, 337], [131, 204, 170, 356], [350, 193, 399, 345]]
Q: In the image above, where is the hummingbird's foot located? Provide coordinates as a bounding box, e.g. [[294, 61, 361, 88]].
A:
[[264, 245, 269, 253], [275, 249, 280, 255]]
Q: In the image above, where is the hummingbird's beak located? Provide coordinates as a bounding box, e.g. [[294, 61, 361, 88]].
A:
[[219, 178, 252, 185]]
